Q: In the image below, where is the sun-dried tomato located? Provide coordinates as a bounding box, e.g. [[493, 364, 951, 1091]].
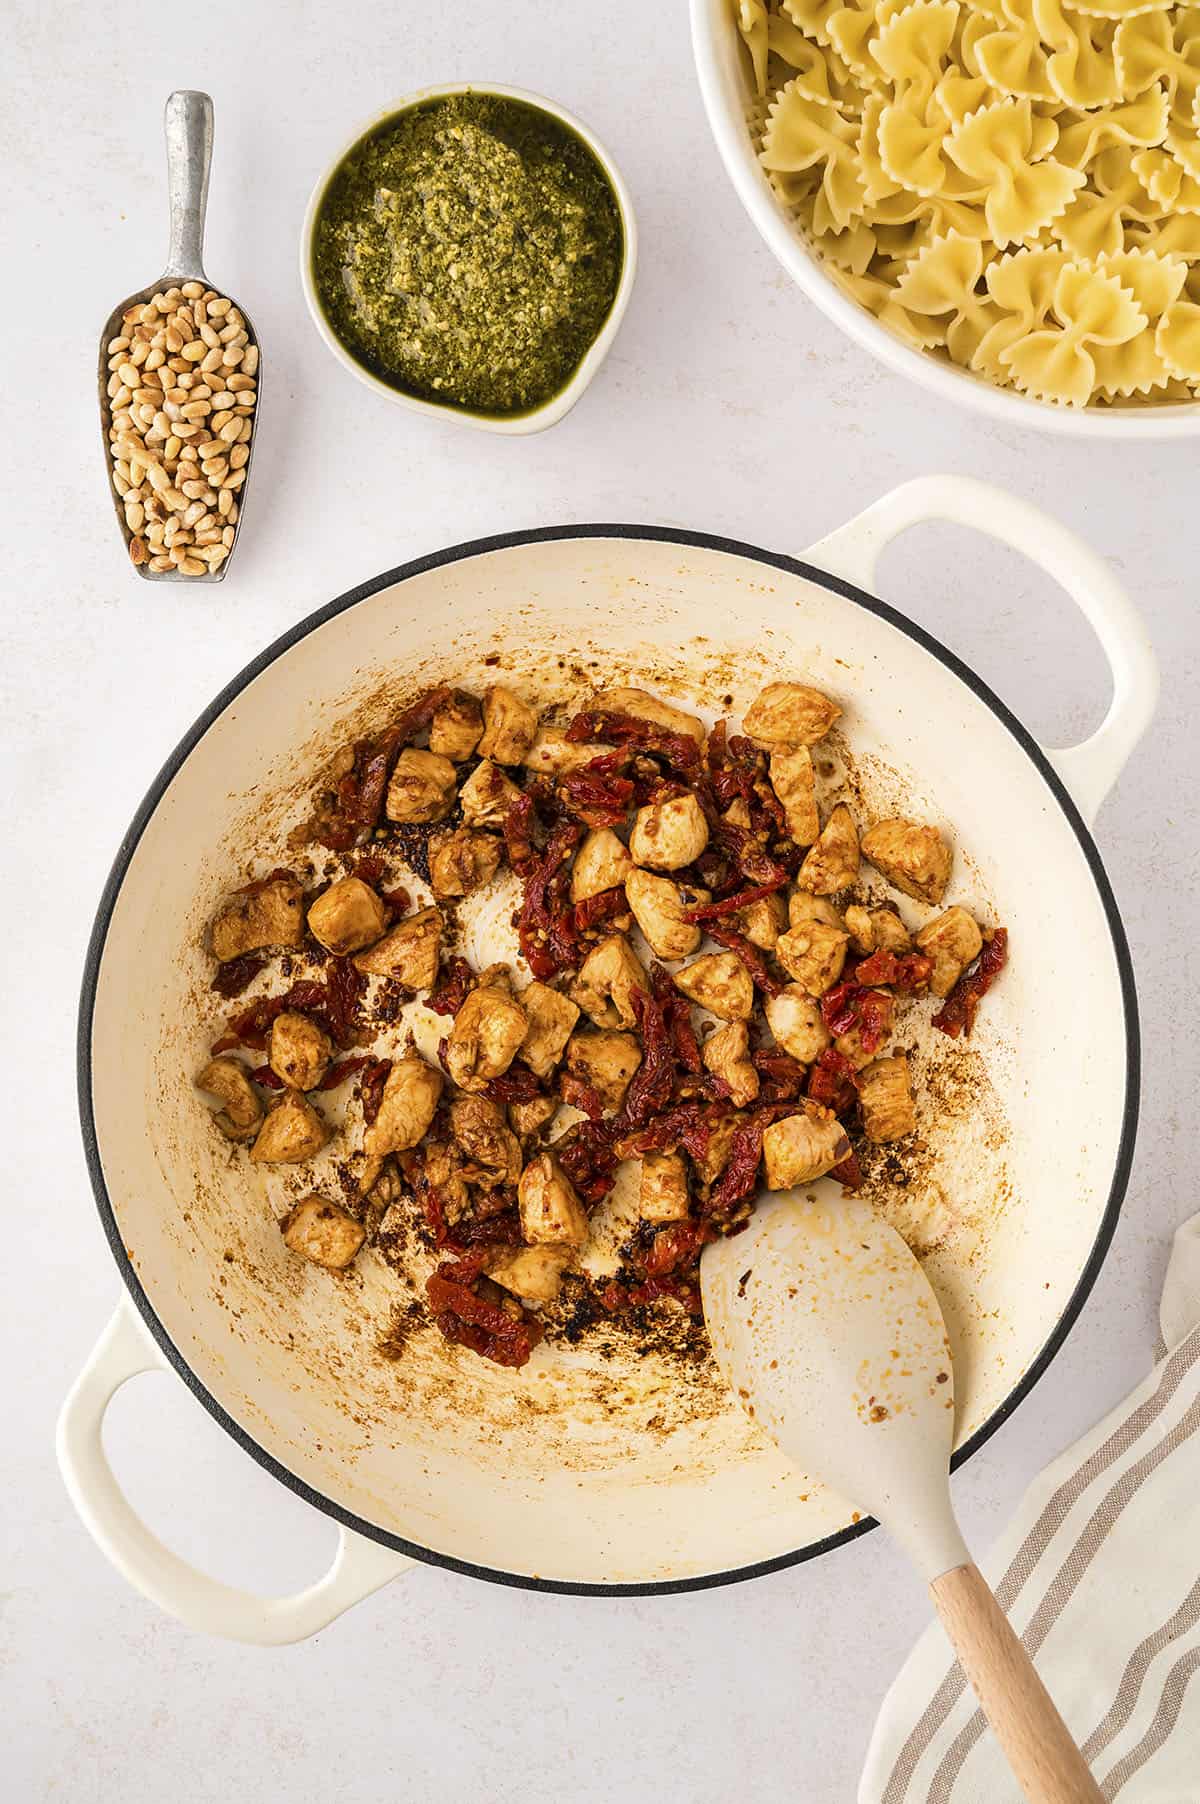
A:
[[560, 750, 636, 828], [349, 853, 387, 888], [612, 985, 675, 1133], [683, 878, 788, 923], [426, 1261, 543, 1369], [573, 885, 629, 935], [627, 1274, 703, 1315], [483, 1064, 544, 1104], [706, 1102, 817, 1217], [565, 708, 701, 776], [319, 688, 452, 850], [359, 1057, 392, 1126], [555, 1118, 620, 1206], [559, 1072, 607, 1119], [640, 1219, 712, 1277], [713, 817, 791, 888], [933, 927, 1009, 1038], [705, 720, 762, 809], [381, 885, 411, 915], [517, 818, 583, 979], [853, 948, 934, 992], [708, 925, 785, 999], [446, 1210, 524, 1251], [616, 1099, 724, 1162], [248, 1064, 285, 1090], [820, 981, 891, 1053], [502, 791, 539, 875], [752, 1046, 807, 1101], [216, 978, 328, 1053], [650, 962, 703, 1074], [211, 953, 267, 999], [807, 1047, 858, 1115], [830, 1146, 864, 1190], [323, 956, 367, 1046], [427, 955, 474, 1018], [314, 1053, 375, 1091]]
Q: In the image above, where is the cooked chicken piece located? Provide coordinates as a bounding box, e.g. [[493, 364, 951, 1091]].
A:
[[459, 758, 520, 828], [428, 688, 483, 762], [640, 1149, 691, 1222], [915, 906, 983, 997], [694, 1112, 742, 1186], [509, 1094, 560, 1143], [775, 920, 849, 995], [449, 1096, 522, 1185], [843, 904, 874, 956], [422, 1140, 472, 1225], [702, 1019, 760, 1106], [599, 686, 705, 745], [673, 953, 754, 1021], [724, 797, 752, 830], [844, 904, 913, 956], [733, 889, 787, 949], [624, 869, 705, 960], [210, 874, 305, 962], [570, 932, 649, 1029], [307, 876, 387, 956], [570, 826, 633, 904], [363, 1055, 443, 1168], [428, 828, 502, 898], [280, 1196, 365, 1271], [858, 1055, 916, 1142], [861, 819, 953, 905], [629, 792, 709, 871], [195, 1057, 263, 1143], [476, 683, 539, 766], [522, 729, 614, 775], [762, 1107, 850, 1187], [788, 891, 846, 932], [518, 982, 580, 1079], [385, 748, 457, 824], [765, 986, 831, 1063], [353, 906, 441, 988], [484, 1243, 572, 1305], [796, 804, 859, 894], [770, 746, 819, 844], [518, 1151, 589, 1248], [744, 681, 841, 749], [444, 983, 528, 1091], [566, 1028, 642, 1112], [250, 1090, 331, 1164], [268, 1010, 333, 1091], [836, 990, 894, 1070]]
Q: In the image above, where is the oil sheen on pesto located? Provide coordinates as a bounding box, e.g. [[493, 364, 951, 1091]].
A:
[[311, 94, 624, 417]]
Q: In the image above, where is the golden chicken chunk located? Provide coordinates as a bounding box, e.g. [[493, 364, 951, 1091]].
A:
[[640, 1149, 691, 1222], [353, 906, 441, 989], [673, 953, 754, 1021], [858, 1055, 916, 1142], [251, 1090, 331, 1164], [522, 729, 613, 774], [702, 1019, 760, 1106], [508, 1094, 560, 1143], [733, 889, 787, 949], [307, 875, 387, 956], [762, 1107, 850, 1188], [449, 1096, 522, 1186], [476, 683, 539, 765], [518, 1151, 589, 1248], [210, 874, 305, 962], [836, 990, 894, 1070], [566, 1029, 642, 1112], [459, 758, 520, 828], [445, 983, 529, 1091], [844, 903, 911, 957], [599, 686, 705, 745], [629, 793, 709, 871], [363, 1055, 443, 1171], [796, 804, 859, 894], [280, 1196, 365, 1271], [518, 982, 580, 1079], [694, 1112, 743, 1186], [765, 986, 831, 1063], [861, 819, 953, 906], [428, 828, 502, 898], [623, 870, 705, 960], [770, 746, 819, 844], [195, 1056, 263, 1143], [571, 827, 633, 904], [570, 932, 649, 1030], [744, 681, 841, 748], [428, 689, 483, 761], [775, 920, 849, 995], [484, 1243, 572, 1305], [385, 748, 457, 824], [268, 1010, 333, 1091], [788, 891, 846, 932], [723, 797, 752, 830], [915, 906, 983, 997]]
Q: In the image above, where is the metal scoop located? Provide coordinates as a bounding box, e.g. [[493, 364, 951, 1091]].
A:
[[702, 1192, 1104, 1804], [98, 90, 260, 582]]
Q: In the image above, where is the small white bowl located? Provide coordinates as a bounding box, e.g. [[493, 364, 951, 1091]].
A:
[[300, 84, 637, 436], [690, 0, 1200, 439]]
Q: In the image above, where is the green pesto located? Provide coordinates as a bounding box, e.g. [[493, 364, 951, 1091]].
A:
[[310, 94, 624, 417]]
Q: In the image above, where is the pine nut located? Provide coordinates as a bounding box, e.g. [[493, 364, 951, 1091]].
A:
[[149, 554, 173, 571], [181, 281, 204, 299], [129, 535, 148, 565], [229, 443, 249, 469], [108, 335, 130, 354], [242, 345, 258, 376]]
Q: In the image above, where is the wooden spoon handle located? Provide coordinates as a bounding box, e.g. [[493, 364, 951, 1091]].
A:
[[930, 1563, 1103, 1804]]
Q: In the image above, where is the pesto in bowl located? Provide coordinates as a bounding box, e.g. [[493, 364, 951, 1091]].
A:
[[309, 92, 626, 420]]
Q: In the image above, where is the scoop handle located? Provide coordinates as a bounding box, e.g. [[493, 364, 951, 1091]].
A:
[[163, 89, 213, 279], [930, 1562, 1103, 1804]]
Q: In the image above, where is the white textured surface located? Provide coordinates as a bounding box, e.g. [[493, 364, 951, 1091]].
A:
[[3, 2, 1197, 1799]]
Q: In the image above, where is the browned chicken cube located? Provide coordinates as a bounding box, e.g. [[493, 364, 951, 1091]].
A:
[[522, 730, 613, 775], [915, 906, 983, 997], [844, 903, 912, 956], [476, 684, 539, 765], [858, 1055, 916, 1141], [428, 828, 502, 898], [570, 827, 633, 904], [210, 874, 305, 962], [744, 681, 841, 748], [702, 1019, 760, 1106], [484, 1243, 572, 1304], [762, 1107, 850, 1187], [385, 749, 457, 824], [861, 819, 953, 905], [195, 1056, 263, 1143], [570, 933, 649, 1029], [599, 687, 705, 744], [518, 982, 580, 1079], [764, 986, 831, 1063], [733, 889, 787, 949], [623, 870, 705, 960], [445, 982, 529, 1091], [280, 1196, 365, 1271], [508, 1094, 560, 1143], [251, 1090, 331, 1164], [775, 920, 849, 995], [518, 1151, 589, 1247], [429, 689, 483, 761], [673, 953, 754, 1021], [789, 892, 846, 932], [353, 906, 441, 989], [268, 1010, 333, 1091], [836, 990, 894, 1069], [640, 1149, 691, 1222], [629, 793, 709, 871], [693, 1112, 743, 1186], [363, 1054, 443, 1168], [307, 876, 387, 956], [770, 746, 819, 844], [566, 1029, 642, 1112], [449, 1096, 522, 1185], [796, 804, 859, 894], [459, 758, 520, 828]]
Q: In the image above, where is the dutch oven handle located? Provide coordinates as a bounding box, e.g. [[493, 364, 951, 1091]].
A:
[[57, 1296, 414, 1643], [804, 474, 1159, 827]]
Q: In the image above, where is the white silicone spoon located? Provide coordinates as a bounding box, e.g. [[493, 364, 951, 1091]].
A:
[[701, 1191, 1103, 1804]]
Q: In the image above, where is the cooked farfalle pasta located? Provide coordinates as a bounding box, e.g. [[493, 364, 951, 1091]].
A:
[[733, 0, 1200, 406]]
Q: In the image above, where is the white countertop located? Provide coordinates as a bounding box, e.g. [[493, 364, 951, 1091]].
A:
[[5, 3, 1197, 1799]]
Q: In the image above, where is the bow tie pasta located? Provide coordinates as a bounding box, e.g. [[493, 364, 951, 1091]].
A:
[[734, 0, 1200, 406]]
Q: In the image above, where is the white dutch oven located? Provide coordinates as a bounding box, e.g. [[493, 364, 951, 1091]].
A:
[[59, 476, 1155, 1642], [690, 0, 1200, 440]]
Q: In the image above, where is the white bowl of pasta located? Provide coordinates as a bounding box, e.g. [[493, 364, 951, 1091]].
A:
[[691, 0, 1200, 435]]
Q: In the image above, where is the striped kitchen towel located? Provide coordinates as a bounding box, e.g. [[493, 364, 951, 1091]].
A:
[[861, 1214, 1200, 1803]]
